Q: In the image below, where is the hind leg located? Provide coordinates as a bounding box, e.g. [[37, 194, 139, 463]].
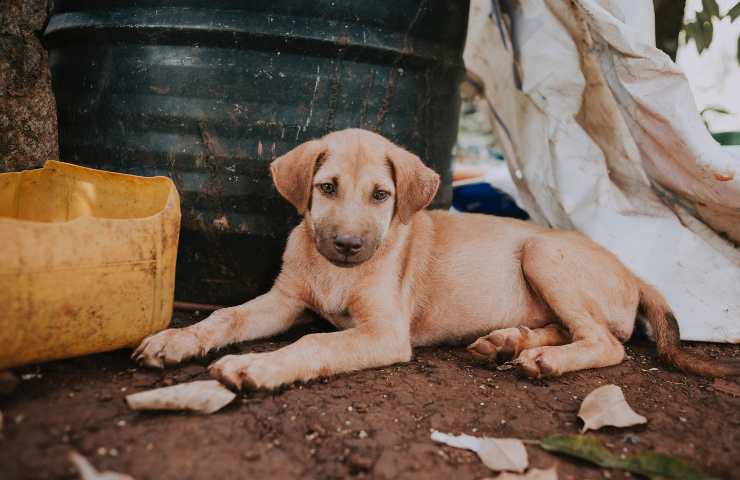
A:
[[467, 324, 571, 363], [515, 235, 635, 378]]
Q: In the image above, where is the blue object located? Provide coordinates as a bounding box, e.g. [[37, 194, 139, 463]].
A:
[[452, 182, 529, 220]]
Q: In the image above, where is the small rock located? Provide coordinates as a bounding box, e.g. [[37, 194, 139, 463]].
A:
[[97, 447, 108, 456], [162, 377, 175, 387], [347, 453, 375, 471], [97, 393, 113, 402], [623, 434, 641, 445], [116, 420, 127, 428], [15, 414, 25, 424], [358, 430, 368, 439], [242, 451, 260, 462]]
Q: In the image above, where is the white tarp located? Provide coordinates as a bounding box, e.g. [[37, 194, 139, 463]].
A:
[[464, 0, 740, 342]]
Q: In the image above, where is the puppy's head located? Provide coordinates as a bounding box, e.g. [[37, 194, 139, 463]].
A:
[[270, 129, 439, 267]]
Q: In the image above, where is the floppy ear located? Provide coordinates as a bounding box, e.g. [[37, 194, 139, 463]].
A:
[[386, 144, 440, 224], [270, 140, 327, 214]]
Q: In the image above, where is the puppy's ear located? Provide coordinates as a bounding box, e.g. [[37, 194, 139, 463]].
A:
[[270, 140, 327, 214], [386, 144, 440, 224]]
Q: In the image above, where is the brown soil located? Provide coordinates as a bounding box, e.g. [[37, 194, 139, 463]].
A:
[[1, 312, 739, 480]]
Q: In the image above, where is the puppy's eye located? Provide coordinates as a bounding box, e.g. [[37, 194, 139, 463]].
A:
[[373, 190, 390, 202], [318, 183, 336, 195]]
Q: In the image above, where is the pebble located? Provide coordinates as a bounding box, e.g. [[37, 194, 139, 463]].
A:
[[347, 453, 374, 471], [242, 451, 260, 462]]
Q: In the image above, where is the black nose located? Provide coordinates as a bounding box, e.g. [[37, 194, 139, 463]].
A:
[[333, 234, 363, 256]]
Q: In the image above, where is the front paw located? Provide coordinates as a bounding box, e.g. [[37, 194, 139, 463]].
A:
[[132, 329, 205, 368], [208, 353, 288, 391], [514, 347, 560, 379]]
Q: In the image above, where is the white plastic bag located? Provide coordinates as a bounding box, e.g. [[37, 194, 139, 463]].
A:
[[465, 0, 740, 342]]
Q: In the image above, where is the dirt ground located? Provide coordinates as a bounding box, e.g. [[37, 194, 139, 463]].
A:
[[1, 312, 739, 480]]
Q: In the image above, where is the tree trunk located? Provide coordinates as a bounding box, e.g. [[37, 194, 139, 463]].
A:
[[653, 0, 687, 60], [0, 0, 58, 172]]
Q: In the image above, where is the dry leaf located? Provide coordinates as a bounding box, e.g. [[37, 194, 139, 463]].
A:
[[431, 431, 529, 473], [494, 467, 558, 479], [478, 438, 529, 473], [712, 379, 740, 397], [125, 380, 235, 414], [0, 410, 4, 432], [68, 451, 135, 480], [578, 384, 646, 432], [431, 430, 482, 450]]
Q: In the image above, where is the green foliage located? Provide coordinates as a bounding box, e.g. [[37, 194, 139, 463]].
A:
[[540, 435, 718, 480], [683, 0, 740, 60]]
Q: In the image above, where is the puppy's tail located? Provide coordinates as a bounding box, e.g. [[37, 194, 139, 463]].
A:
[[638, 280, 740, 378]]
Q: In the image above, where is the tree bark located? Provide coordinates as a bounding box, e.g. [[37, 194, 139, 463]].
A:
[[0, 0, 58, 172], [653, 0, 687, 60]]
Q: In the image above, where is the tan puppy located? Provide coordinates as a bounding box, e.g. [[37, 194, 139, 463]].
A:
[[133, 129, 739, 389]]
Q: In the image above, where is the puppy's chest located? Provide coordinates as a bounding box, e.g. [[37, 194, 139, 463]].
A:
[[308, 277, 356, 329]]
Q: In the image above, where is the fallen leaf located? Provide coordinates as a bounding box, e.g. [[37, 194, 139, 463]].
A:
[[479, 438, 529, 473], [712, 378, 740, 397], [540, 435, 716, 480], [0, 410, 3, 432], [578, 384, 646, 432], [431, 431, 528, 473], [493, 467, 558, 479], [125, 380, 235, 414], [431, 430, 481, 450], [68, 451, 135, 480]]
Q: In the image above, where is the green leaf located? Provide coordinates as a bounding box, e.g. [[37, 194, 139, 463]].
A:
[[684, 20, 712, 54], [540, 435, 623, 469], [727, 1, 740, 21], [737, 36, 740, 64], [702, 0, 720, 19], [700, 106, 732, 116], [540, 435, 718, 480]]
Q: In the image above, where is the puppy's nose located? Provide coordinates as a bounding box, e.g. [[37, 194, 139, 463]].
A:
[[333, 234, 363, 256]]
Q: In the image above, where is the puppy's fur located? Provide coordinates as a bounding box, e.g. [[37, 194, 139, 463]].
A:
[[133, 129, 740, 389]]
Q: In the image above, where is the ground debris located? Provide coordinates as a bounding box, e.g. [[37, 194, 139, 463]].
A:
[[540, 435, 713, 479], [712, 378, 740, 396], [490, 467, 558, 479], [578, 384, 646, 432], [68, 451, 134, 480], [431, 431, 528, 473], [125, 380, 235, 414]]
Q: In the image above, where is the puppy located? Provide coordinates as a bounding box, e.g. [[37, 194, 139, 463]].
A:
[[133, 129, 739, 389]]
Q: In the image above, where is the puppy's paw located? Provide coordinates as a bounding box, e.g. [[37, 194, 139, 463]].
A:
[[208, 353, 287, 391], [132, 329, 205, 368], [515, 347, 560, 379], [467, 327, 526, 362]]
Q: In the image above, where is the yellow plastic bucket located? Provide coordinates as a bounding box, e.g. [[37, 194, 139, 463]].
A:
[[0, 161, 180, 370]]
